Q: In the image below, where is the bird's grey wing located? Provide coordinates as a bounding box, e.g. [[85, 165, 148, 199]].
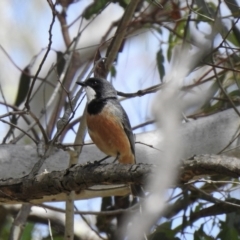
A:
[[111, 100, 135, 156], [121, 108, 135, 155], [110, 100, 145, 196]]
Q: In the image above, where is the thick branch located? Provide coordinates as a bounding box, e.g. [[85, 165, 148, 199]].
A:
[[0, 163, 152, 203], [181, 154, 240, 182], [0, 154, 240, 203]]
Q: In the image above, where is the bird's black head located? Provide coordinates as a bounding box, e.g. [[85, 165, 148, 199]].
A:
[[76, 77, 117, 103]]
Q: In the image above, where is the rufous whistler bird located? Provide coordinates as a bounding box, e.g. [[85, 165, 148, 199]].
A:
[[77, 77, 143, 197]]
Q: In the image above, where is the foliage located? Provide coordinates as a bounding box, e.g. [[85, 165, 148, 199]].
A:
[[0, 0, 240, 239]]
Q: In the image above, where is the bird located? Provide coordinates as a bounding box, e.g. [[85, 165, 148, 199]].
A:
[[76, 77, 143, 196]]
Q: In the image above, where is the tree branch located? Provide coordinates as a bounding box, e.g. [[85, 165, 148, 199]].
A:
[[104, 0, 140, 73], [0, 163, 151, 203], [0, 154, 240, 203], [181, 154, 240, 182]]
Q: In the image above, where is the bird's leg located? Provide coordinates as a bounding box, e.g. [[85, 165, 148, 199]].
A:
[[112, 153, 120, 163], [94, 155, 110, 164]]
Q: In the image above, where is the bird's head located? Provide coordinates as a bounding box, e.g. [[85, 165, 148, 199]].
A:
[[77, 77, 117, 102]]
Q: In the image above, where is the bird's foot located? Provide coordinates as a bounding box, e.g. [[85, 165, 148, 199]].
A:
[[94, 155, 110, 165]]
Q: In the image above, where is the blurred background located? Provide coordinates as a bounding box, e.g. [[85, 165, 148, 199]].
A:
[[0, 0, 240, 239]]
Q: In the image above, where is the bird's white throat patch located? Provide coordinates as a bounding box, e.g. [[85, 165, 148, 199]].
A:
[[85, 86, 96, 103]]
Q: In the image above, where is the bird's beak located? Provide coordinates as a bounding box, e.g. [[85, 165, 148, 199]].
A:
[[76, 81, 86, 87]]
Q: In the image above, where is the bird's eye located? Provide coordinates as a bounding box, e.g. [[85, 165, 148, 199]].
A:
[[92, 81, 97, 86]]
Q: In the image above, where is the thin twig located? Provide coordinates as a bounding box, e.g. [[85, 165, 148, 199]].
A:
[[25, 0, 56, 110], [9, 204, 32, 240], [0, 119, 37, 144], [39, 203, 139, 216], [132, 120, 155, 130], [212, 58, 240, 117], [74, 205, 107, 240], [28, 111, 49, 144], [48, 219, 54, 240], [189, 185, 240, 209], [105, 0, 141, 73], [117, 83, 163, 98], [46, 10, 83, 139]]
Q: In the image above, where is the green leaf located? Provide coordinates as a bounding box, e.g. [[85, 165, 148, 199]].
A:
[[167, 33, 175, 61], [45, 234, 64, 240], [217, 219, 240, 240], [56, 51, 66, 77], [20, 222, 35, 240], [84, 0, 110, 19], [156, 49, 165, 81], [14, 65, 31, 107], [10, 65, 31, 125], [149, 231, 180, 240], [194, 224, 215, 240], [0, 219, 11, 240], [112, 0, 129, 8], [195, 0, 216, 20], [227, 23, 240, 47], [148, 221, 180, 240], [110, 65, 117, 78], [224, 0, 240, 18], [167, 21, 184, 61]]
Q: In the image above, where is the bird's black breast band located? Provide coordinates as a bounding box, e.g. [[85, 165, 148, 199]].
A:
[[87, 97, 117, 115]]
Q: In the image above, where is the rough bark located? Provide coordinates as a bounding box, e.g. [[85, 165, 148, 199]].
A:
[[0, 154, 240, 203]]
